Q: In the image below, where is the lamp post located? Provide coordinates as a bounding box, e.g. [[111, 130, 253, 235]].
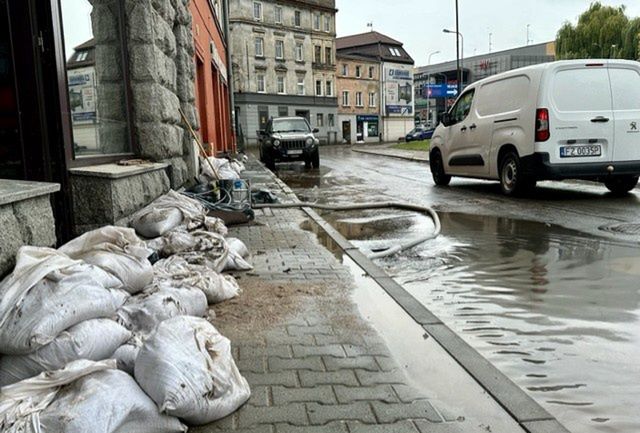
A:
[[443, 28, 464, 94], [426, 50, 440, 127]]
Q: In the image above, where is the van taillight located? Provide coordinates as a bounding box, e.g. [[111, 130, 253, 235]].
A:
[[536, 108, 550, 142]]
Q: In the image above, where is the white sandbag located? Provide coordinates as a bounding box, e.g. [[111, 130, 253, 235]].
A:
[[135, 316, 250, 425], [224, 238, 253, 271], [111, 337, 143, 375], [0, 319, 131, 387], [160, 230, 229, 273], [0, 359, 116, 433], [154, 256, 241, 304], [116, 285, 208, 335], [202, 156, 240, 180], [203, 216, 228, 236], [130, 190, 208, 238], [58, 226, 153, 294], [0, 259, 127, 355]]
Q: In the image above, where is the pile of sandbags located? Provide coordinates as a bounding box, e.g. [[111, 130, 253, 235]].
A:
[[200, 156, 246, 181]]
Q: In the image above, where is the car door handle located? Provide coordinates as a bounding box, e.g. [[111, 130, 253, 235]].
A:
[[591, 116, 610, 123], [460, 126, 467, 132], [469, 124, 477, 130]]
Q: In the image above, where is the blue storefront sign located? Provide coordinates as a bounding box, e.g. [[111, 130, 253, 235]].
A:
[[421, 84, 459, 99], [356, 115, 379, 122]]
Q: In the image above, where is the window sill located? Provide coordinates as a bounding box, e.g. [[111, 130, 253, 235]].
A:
[[68, 162, 170, 180], [0, 179, 61, 206]]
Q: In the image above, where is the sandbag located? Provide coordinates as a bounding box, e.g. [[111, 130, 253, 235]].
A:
[[39, 361, 186, 433], [116, 285, 208, 335], [224, 238, 253, 271], [111, 337, 143, 375], [154, 256, 241, 304], [130, 190, 208, 238], [135, 316, 250, 425], [0, 359, 116, 433], [58, 226, 153, 294], [0, 259, 127, 355], [201, 156, 240, 181], [159, 230, 229, 273], [0, 319, 131, 387]]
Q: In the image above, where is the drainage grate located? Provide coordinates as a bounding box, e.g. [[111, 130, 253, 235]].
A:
[[599, 223, 640, 235]]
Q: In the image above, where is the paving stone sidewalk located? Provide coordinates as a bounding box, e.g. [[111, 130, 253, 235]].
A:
[[351, 145, 429, 163], [193, 159, 466, 433]]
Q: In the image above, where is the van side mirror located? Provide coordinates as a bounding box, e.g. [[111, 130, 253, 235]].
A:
[[441, 113, 452, 127]]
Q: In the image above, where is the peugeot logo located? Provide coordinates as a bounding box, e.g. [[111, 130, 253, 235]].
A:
[[632, 122, 638, 131]]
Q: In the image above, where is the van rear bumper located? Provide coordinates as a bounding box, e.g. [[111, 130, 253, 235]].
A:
[[523, 153, 640, 181]]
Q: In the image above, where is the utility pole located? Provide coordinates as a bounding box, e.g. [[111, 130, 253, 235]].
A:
[[455, 0, 461, 95]]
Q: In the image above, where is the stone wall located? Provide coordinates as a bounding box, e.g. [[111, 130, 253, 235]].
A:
[[123, 0, 198, 188]]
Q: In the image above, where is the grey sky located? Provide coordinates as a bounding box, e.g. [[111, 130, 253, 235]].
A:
[[336, 0, 640, 67]]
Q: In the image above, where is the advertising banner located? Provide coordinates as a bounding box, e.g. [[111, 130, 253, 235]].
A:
[[67, 67, 97, 124], [383, 63, 414, 117]]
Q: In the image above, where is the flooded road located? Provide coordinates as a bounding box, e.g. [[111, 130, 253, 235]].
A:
[[273, 146, 640, 433]]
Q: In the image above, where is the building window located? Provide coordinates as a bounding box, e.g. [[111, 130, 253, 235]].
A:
[[369, 92, 376, 107], [341, 64, 348, 76], [356, 92, 363, 107], [315, 80, 323, 96], [294, 10, 301, 27], [342, 91, 349, 107], [313, 13, 320, 30], [277, 75, 286, 94], [355, 66, 361, 78], [295, 43, 304, 62], [325, 47, 332, 65], [314, 45, 321, 64], [297, 76, 305, 95], [324, 15, 331, 32], [275, 40, 284, 59], [368, 66, 375, 79], [257, 74, 265, 93], [325, 80, 333, 97], [253, 2, 262, 21], [278, 106, 288, 117], [275, 6, 282, 24], [328, 113, 335, 127], [255, 37, 264, 57], [317, 113, 324, 127], [389, 47, 401, 57]]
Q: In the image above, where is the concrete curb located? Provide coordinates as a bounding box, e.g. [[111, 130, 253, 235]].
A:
[[351, 147, 430, 163], [260, 162, 571, 433]]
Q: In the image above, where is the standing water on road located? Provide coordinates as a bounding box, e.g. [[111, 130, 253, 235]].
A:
[[273, 150, 640, 433]]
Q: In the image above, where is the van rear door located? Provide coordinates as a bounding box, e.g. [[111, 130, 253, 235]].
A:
[[608, 65, 640, 162], [547, 64, 614, 165]]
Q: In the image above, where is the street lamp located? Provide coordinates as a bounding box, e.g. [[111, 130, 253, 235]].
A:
[[426, 50, 440, 127], [443, 28, 464, 94]]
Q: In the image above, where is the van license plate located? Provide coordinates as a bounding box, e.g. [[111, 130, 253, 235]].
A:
[[288, 149, 303, 155], [560, 145, 601, 158]]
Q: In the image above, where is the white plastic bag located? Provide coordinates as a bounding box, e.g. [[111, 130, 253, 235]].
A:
[[135, 316, 251, 425], [0, 359, 116, 433], [159, 230, 229, 273], [224, 238, 253, 271], [0, 319, 131, 387], [116, 285, 208, 335], [0, 258, 127, 355], [58, 226, 153, 294], [154, 256, 240, 304], [130, 190, 208, 238]]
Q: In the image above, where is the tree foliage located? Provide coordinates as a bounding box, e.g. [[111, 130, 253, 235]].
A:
[[556, 2, 640, 60]]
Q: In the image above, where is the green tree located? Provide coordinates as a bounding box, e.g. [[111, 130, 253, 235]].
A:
[[556, 2, 639, 60]]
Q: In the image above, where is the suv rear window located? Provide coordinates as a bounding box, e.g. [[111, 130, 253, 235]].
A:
[[551, 68, 611, 112]]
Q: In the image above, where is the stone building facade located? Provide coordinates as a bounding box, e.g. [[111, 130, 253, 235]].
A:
[[229, 0, 339, 146], [336, 54, 380, 144]]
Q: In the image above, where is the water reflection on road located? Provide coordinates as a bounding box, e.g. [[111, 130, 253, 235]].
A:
[[275, 150, 640, 433]]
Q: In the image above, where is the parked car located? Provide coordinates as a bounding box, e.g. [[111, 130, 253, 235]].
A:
[[430, 59, 640, 195], [258, 117, 320, 170], [405, 126, 434, 142]]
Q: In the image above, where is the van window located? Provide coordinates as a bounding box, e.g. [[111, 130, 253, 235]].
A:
[[551, 68, 611, 112], [609, 68, 640, 111], [450, 90, 475, 124], [477, 76, 530, 116]]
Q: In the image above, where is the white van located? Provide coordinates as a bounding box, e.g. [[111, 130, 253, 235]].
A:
[[430, 60, 640, 195]]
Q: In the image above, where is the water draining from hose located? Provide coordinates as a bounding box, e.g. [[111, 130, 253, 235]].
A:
[[253, 202, 441, 259]]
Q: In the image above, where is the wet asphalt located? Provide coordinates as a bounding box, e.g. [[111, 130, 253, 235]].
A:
[[270, 145, 640, 433]]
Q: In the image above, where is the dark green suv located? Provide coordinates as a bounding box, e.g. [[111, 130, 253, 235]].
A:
[[258, 117, 320, 170]]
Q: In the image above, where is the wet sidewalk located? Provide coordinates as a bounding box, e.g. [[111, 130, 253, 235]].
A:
[[193, 159, 524, 433], [351, 144, 429, 163]]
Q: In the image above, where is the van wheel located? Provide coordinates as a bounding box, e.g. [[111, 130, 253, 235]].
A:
[[605, 175, 639, 195], [499, 151, 535, 196], [430, 150, 451, 186]]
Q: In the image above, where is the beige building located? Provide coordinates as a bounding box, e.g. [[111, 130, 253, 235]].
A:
[[336, 54, 380, 143]]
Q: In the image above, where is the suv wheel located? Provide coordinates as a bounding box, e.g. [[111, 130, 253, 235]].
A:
[[264, 153, 276, 171], [311, 150, 320, 168], [430, 150, 451, 186], [499, 151, 535, 196], [605, 175, 639, 195]]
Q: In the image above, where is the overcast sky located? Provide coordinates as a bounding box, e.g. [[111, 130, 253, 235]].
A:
[[336, 0, 640, 67]]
